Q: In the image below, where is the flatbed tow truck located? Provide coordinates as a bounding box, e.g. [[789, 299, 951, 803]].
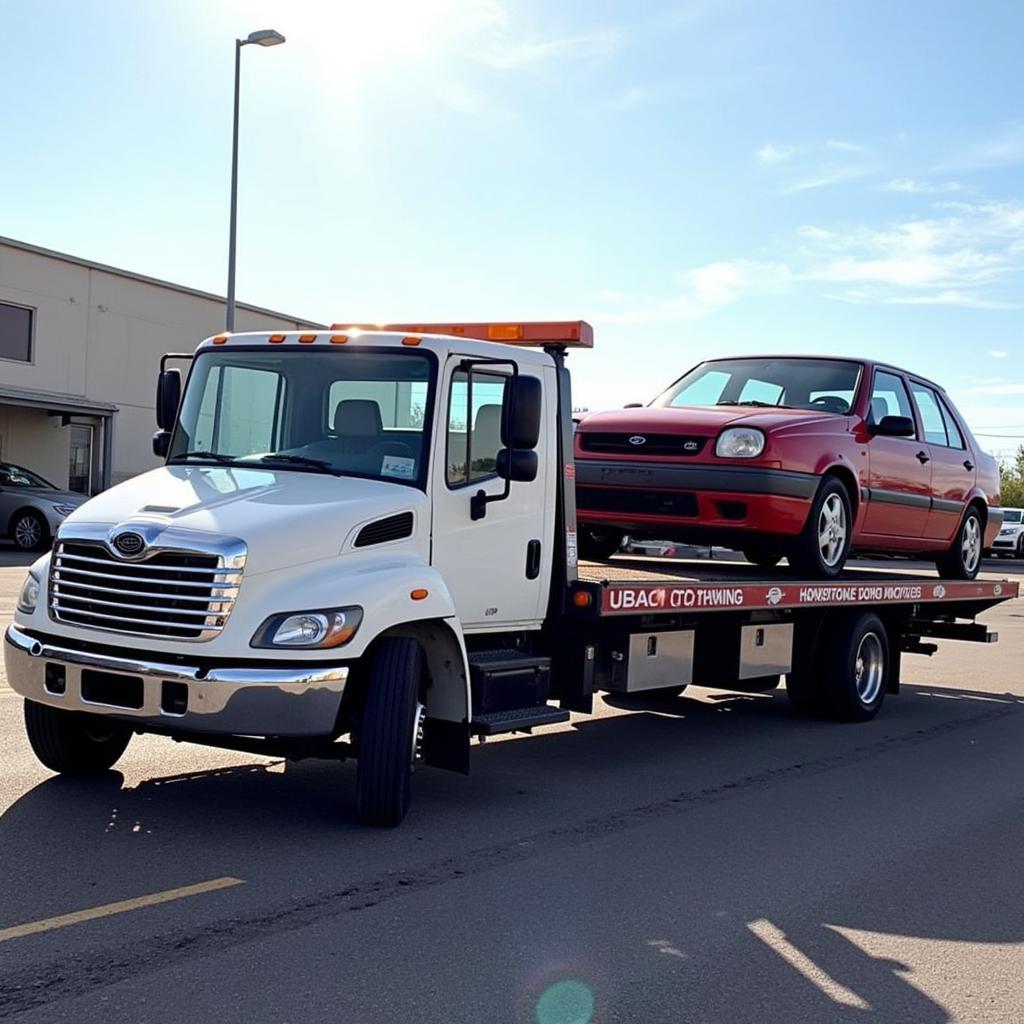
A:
[[4, 321, 1017, 825]]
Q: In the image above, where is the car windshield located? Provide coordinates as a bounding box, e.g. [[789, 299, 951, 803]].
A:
[[654, 357, 862, 415], [0, 462, 56, 489], [1004, 510, 1022, 524], [168, 349, 435, 488]]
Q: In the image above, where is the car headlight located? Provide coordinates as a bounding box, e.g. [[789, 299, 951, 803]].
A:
[[17, 571, 41, 614], [51, 503, 78, 517], [251, 606, 363, 649], [715, 427, 766, 458]]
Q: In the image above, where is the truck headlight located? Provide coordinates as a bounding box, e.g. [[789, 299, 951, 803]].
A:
[[17, 572, 41, 614], [715, 427, 766, 458], [251, 607, 363, 649]]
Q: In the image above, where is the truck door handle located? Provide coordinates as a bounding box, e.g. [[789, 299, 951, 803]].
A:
[[526, 540, 541, 580], [964, 459, 974, 471], [916, 450, 930, 464]]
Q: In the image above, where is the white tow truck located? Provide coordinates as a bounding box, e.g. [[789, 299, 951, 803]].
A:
[[5, 321, 1018, 825]]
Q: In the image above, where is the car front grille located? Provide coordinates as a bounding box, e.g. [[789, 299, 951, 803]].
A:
[[577, 487, 699, 518], [48, 540, 244, 641], [579, 433, 707, 456]]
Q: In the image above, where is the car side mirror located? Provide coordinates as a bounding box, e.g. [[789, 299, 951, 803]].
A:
[[152, 430, 171, 458], [502, 375, 542, 450], [496, 448, 538, 483], [156, 369, 182, 431], [869, 415, 915, 438]]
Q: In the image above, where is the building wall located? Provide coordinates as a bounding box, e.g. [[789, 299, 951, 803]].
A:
[[0, 240, 317, 487]]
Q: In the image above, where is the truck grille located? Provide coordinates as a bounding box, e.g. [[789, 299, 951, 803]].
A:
[[580, 433, 707, 456], [48, 540, 244, 641], [577, 487, 699, 518]]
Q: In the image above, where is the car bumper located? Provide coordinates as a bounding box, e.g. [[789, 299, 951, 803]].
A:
[[575, 460, 818, 538], [3, 624, 348, 737]]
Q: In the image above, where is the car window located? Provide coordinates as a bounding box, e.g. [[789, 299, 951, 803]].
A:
[[938, 396, 965, 450], [870, 371, 915, 429], [668, 369, 730, 407], [738, 378, 784, 405], [0, 463, 54, 489], [910, 383, 949, 446], [1004, 510, 1022, 524], [446, 369, 508, 487]]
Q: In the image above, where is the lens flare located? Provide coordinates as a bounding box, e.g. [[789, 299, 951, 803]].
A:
[[536, 979, 594, 1024]]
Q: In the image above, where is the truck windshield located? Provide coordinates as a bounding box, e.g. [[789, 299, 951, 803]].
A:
[[168, 348, 435, 488], [654, 357, 862, 414]]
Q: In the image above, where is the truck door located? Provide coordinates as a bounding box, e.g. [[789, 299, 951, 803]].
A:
[[431, 357, 552, 630]]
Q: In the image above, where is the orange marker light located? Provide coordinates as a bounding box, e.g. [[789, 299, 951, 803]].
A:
[[572, 590, 593, 608], [487, 324, 525, 341], [298, 333, 317, 344], [268, 333, 286, 344], [212, 334, 229, 345], [401, 336, 422, 346], [329, 334, 349, 345], [410, 588, 429, 601]]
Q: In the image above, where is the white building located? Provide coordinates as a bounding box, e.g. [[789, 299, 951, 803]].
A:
[[0, 236, 319, 493]]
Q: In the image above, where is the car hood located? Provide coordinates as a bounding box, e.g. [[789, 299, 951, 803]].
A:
[[8, 486, 85, 504], [576, 405, 838, 434], [61, 465, 428, 574]]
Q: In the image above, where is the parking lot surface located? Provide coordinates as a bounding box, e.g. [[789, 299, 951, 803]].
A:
[[1, 556, 1023, 1023]]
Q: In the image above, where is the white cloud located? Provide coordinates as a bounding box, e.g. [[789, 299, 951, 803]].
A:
[[784, 166, 875, 192], [755, 143, 794, 165], [826, 139, 866, 153], [880, 178, 962, 195], [989, 349, 1010, 358], [476, 27, 621, 69], [948, 122, 1024, 171]]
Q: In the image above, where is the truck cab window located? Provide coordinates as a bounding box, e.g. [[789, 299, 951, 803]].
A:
[[446, 370, 508, 487], [192, 365, 284, 455]]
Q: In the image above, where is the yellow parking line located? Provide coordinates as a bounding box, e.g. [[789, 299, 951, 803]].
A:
[[0, 876, 245, 943]]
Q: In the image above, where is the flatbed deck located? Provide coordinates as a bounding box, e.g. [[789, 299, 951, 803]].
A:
[[578, 556, 1019, 615]]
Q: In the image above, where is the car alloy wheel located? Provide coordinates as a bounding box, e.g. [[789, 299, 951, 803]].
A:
[[817, 492, 847, 569], [961, 514, 981, 575], [14, 513, 43, 550]]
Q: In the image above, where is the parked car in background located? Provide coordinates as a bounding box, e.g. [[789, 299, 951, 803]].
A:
[[989, 507, 1024, 558], [0, 462, 87, 550], [574, 356, 1001, 579]]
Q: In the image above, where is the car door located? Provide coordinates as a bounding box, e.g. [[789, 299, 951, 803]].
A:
[[861, 369, 932, 540], [430, 357, 553, 631], [909, 381, 972, 542]]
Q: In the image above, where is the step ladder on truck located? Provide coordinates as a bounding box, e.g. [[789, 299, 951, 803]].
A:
[[3, 321, 1017, 825]]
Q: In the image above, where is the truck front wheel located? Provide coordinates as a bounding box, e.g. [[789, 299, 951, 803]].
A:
[[24, 700, 132, 774], [355, 637, 425, 827]]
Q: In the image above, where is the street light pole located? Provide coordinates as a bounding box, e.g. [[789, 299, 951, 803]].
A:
[[225, 29, 286, 332]]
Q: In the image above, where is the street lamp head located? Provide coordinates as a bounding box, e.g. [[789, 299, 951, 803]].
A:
[[245, 29, 286, 47]]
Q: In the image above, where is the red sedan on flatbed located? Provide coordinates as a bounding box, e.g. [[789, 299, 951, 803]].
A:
[[574, 356, 1002, 578]]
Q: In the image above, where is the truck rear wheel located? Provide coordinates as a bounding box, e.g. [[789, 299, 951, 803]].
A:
[[24, 700, 132, 774], [815, 612, 889, 721], [355, 637, 425, 827]]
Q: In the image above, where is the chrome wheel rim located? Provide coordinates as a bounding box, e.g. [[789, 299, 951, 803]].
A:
[[409, 700, 425, 771], [817, 493, 847, 568], [854, 632, 885, 705], [962, 515, 981, 574], [14, 515, 41, 549]]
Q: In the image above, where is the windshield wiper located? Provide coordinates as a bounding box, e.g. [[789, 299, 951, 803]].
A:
[[716, 400, 790, 408], [169, 450, 240, 464], [255, 454, 341, 475]]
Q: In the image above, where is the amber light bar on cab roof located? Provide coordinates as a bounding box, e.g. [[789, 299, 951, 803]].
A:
[[328, 321, 595, 349]]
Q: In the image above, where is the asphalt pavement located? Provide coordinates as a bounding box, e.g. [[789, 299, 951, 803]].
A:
[[1, 555, 1023, 1023]]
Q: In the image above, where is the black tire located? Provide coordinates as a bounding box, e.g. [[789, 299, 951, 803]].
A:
[[1017, 536, 1024, 560], [11, 510, 48, 551], [355, 637, 424, 827], [578, 526, 625, 561], [788, 477, 852, 579], [24, 700, 132, 774], [936, 504, 984, 580], [743, 550, 782, 569], [818, 612, 889, 722]]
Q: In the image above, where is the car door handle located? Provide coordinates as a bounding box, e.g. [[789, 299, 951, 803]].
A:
[[916, 450, 930, 464], [963, 459, 975, 471]]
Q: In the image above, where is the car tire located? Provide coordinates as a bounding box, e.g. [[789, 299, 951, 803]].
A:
[[743, 550, 783, 569], [936, 504, 983, 580], [24, 701, 132, 775], [11, 510, 48, 551], [578, 526, 625, 561], [1017, 536, 1024, 560], [355, 637, 425, 828], [787, 477, 852, 579]]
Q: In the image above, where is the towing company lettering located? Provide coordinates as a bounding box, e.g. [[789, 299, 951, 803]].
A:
[[607, 586, 746, 611], [798, 584, 924, 603]]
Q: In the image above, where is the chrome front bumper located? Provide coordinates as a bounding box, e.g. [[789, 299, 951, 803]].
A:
[[3, 624, 348, 737]]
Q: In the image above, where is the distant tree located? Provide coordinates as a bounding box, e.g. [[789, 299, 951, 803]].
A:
[[999, 445, 1024, 508]]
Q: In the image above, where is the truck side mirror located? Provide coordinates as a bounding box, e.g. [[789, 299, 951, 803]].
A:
[[869, 415, 915, 438], [503, 375, 542, 450], [496, 448, 538, 483], [156, 369, 182, 431], [152, 430, 171, 458]]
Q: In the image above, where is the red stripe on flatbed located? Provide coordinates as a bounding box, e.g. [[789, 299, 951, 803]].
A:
[[599, 578, 1019, 615]]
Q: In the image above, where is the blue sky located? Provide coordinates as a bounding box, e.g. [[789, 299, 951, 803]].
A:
[[2, 0, 1022, 454]]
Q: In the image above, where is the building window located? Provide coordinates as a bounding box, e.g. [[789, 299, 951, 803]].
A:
[[0, 303, 33, 362]]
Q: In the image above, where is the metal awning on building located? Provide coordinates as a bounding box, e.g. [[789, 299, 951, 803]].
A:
[[0, 384, 118, 418]]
